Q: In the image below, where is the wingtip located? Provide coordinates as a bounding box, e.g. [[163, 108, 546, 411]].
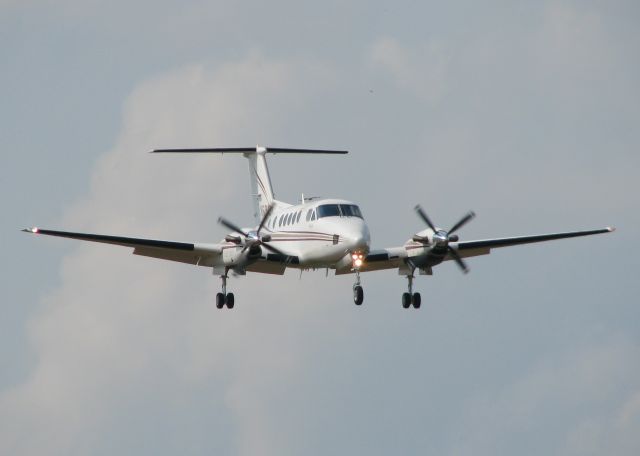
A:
[[607, 226, 616, 232], [22, 227, 39, 233]]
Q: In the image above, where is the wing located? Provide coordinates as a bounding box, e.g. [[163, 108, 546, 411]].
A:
[[451, 227, 614, 258], [337, 227, 614, 274], [22, 227, 223, 266]]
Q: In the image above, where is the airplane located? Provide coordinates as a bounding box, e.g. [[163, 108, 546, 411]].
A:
[[23, 146, 615, 309]]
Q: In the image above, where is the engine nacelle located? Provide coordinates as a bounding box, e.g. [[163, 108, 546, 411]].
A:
[[222, 246, 243, 265], [409, 227, 435, 245], [222, 244, 263, 266]]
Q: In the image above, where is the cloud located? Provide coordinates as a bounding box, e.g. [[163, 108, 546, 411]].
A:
[[0, 54, 351, 456], [452, 336, 640, 456], [3, 3, 638, 455], [369, 36, 448, 103]]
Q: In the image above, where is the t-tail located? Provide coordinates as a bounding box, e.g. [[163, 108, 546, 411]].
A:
[[152, 145, 348, 224]]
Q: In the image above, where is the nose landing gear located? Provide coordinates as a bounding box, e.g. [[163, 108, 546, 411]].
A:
[[353, 270, 364, 305], [402, 274, 421, 309], [216, 271, 235, 309]]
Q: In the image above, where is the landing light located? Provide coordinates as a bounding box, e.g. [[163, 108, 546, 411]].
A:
[[352, 252, 364, 268]]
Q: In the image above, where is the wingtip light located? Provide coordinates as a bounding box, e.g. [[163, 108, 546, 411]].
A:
[[22, 227, 39, 233], [607, 226, 616, 232]]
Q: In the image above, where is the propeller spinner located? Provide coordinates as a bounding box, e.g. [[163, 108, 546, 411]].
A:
[[414, 205, 475, 273]]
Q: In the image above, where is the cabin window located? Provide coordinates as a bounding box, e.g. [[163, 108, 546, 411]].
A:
[[316, 204, 341, 218], [296, 211, 302, 223], [287, 213, 293, 225], [279, 214, 284, 226]]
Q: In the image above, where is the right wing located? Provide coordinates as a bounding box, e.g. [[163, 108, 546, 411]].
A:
[[22, 227, 223, 267]]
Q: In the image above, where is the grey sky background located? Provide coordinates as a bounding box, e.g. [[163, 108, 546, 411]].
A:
[[2, 0, 639, 454]]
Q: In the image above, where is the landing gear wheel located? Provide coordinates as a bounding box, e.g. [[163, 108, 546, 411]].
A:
[[216, 293, 225, 309], [226, 292, 235, 309], [412, 292, 421, 309], [353, 285, 364, 305], [402, 292, 411, 309]]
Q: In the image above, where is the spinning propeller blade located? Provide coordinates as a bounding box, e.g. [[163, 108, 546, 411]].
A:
[[414, 205, 437, 232], [449, 211, 475, 235], [218, 217, 249, 238], [256, 204, 275, 235], [447, 247, 469, 274]]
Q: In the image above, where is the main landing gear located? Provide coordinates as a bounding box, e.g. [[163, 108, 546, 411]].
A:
[[402, 274, 421, 309], [216, 272, 235, 309], [353, 270, 364, 305]]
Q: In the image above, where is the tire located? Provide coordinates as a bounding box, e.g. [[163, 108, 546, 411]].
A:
[[226, 292, 235, 309], [412, 292, 421, 309], [353, 285, 364, 305], [402, 292, 411, 309], [216, 293, 225, 309]]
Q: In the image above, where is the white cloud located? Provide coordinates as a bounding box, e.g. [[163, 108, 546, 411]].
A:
[[0, 54, 350, 456], [452, 336, 640, 456]]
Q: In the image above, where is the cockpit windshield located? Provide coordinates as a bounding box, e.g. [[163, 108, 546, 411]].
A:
[[316, 204, 341, 218], [316, 204, 363, 219], [339, 204, 363, 218]]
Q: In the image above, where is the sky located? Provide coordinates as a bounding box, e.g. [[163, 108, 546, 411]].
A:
[[1, 0, 639, 454]]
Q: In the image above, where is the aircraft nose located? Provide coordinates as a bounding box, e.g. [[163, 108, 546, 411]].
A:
[[345, 225, 370, 252]]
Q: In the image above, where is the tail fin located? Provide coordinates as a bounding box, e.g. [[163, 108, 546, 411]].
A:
[[248, 147, 275, 222], [152, 146, 348, 224]]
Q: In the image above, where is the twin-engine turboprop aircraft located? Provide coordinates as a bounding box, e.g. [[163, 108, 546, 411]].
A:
[[24, 146, 614, 309]]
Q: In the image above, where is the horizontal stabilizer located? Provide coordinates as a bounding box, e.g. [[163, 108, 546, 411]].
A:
[[151, 146, 348, 155]]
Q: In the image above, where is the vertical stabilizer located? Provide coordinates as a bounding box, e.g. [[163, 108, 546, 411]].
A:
[[245, 146, 275, 223]]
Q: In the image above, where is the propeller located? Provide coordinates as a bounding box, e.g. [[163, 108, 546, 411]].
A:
[[413, 204, 476, 273], [218, 203, 288, 264]]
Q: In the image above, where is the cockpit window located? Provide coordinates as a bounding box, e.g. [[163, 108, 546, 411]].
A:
[[316, 204, 341, 218], [339, 204, 363, 219], [316, 204, 363, 219], [306, 209, 312, 221], [311, 210, 316, 221]]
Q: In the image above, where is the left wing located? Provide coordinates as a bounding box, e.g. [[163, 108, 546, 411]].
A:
[[338, 227, 614, 274], [22, 227, 223, 266], [452, 227, 614, 258]]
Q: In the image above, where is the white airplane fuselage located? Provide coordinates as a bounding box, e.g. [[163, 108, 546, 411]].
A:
[[224, 198, 371, 270]]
